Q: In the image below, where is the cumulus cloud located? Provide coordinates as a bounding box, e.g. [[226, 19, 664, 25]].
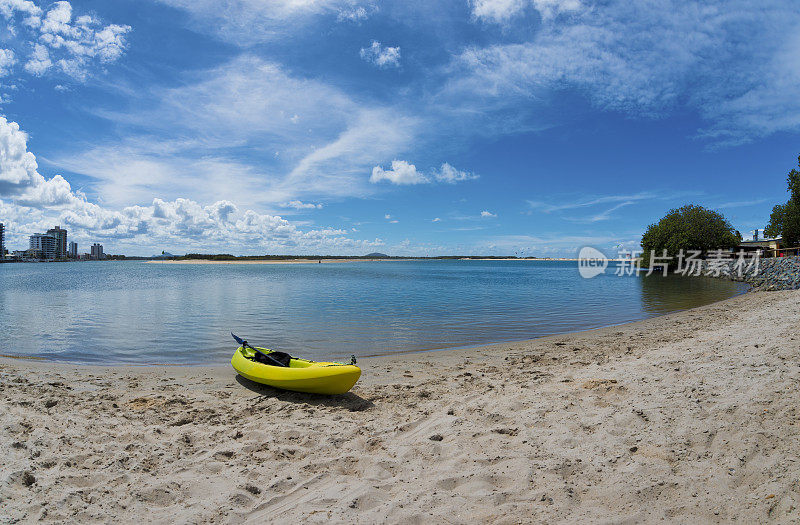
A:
[[0, 116, 40, 194], [0, 0, 130, 82], [360, 41, 401, 68], [370, 160, 478, 186], [23, 43, 50, 75], [0, 116, 384, 254], [370, 160, 427, 185], [480, 210, 497, 218], [0, 0, 41, 17]]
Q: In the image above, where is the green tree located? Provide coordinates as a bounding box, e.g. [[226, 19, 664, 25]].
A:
[[765, 154, 800, 247], [640, 204, 741, 267]]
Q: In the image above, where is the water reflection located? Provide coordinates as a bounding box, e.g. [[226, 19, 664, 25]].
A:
[[637, 272, 746, 314], [0, 261, 748, 364]]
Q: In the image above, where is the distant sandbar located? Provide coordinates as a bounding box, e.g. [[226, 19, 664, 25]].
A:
[[146, 258, 390, 265]]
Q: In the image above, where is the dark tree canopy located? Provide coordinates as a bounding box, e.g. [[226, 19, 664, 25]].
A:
[[640, 205, 741, 265], [765, 154, 800, 247]]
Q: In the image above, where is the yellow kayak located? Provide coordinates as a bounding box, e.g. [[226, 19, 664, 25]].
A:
[[231, 346, 361, 395]]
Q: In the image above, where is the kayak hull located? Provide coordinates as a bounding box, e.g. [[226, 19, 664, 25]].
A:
[[231, 347, 361, 395]]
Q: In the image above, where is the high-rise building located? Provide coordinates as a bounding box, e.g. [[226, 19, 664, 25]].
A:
[[0, 222, 4, 260], [30, 233, 58, 259], [46, 226, 67, 259], [68, 241, 78, 258], [91, 243, 104, 260]]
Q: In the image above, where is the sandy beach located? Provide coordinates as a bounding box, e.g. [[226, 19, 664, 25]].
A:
[[2, 290, 799, 523]]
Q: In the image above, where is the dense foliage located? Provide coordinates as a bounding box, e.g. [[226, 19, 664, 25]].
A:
[[640, 205, 741, 266], [765, 155, 800, 247]]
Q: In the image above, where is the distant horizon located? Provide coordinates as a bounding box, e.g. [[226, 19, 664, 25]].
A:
[[0, 1, 798, 258]]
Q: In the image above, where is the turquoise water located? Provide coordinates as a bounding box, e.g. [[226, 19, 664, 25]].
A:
[[0, 260, 746, 364]]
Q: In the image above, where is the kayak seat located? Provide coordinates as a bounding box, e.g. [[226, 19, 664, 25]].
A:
[[252, 350, 293, 367]]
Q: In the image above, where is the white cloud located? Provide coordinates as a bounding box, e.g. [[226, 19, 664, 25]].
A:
[[527, 192, 656, 213], [532, 0, 582, 20], [565, 201, 634, 223], [0, 116, 385, 255], [432, 217, 441, 222], [370, 160, 427, 185], [384, 214, 391, 219], [0, 49, 16, 76], [471, 0, 582, 24], [0, 115, 40, 194], [433, 162, 478, 183], [470, 0, 526, 23], [0, 0, 130, 82], [23, 43, 50, 75], [53, 56, 419, 207], [337, 5, 374, 22], [714, 198, 769, 209], [0, 0, 41, 19], [370, 160, 478, 186], [282, 200, 323, 209], [480, 210, 496, 217], [158, 0, 370, 44], [360, 41, 401, 68], [453, 1, 800, 145]]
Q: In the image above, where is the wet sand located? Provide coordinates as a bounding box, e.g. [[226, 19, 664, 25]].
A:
[[2, 290, 799, 523]]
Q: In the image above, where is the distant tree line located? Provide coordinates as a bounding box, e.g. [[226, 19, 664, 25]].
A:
[[174, 254, 538, 261]]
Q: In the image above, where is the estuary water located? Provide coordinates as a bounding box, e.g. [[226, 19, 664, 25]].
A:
[[0, 260, 747, 364]]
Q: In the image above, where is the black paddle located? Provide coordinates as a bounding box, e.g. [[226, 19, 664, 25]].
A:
[[231, 332, 288, 367]]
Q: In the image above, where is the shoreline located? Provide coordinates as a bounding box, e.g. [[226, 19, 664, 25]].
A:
[[3, 290, 799, 522]]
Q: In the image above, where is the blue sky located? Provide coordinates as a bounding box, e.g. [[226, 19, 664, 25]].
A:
[[0, 0, 799, 256]]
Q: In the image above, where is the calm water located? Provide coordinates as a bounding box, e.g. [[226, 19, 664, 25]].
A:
[[0, 260, 747, 364]]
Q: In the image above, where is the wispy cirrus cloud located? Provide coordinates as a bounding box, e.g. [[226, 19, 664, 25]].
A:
[[281, 200, 323, 210], [52, 56, 420, 207], [564, 201, 636, 223], [713, 198, 770, 209], [525, 191, 700, 223], [452, 0, 800, 145], [156, 0, 371, 44], [527, 192, 656, 213]]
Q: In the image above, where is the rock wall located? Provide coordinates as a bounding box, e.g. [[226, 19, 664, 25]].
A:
[[697, 255, 800, 291]]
